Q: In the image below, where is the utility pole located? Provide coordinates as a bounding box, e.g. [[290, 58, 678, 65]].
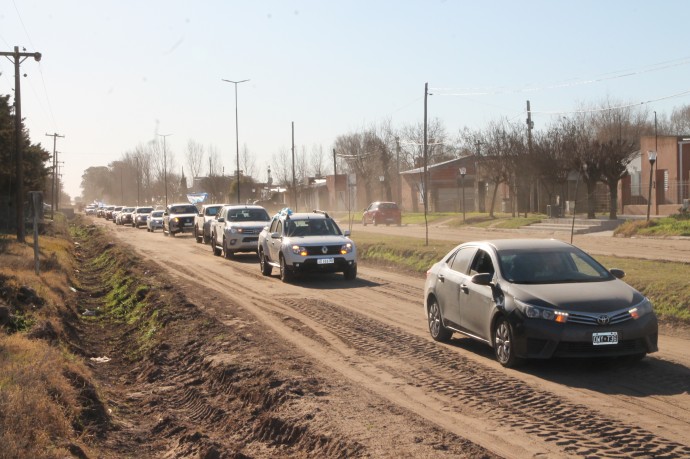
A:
[[291, 122, 297, 211], [56, 161, 64, 211], [526, 100, 534, 217], [395, 137, 401, 205], [221, 78, 250, 203], [333, 148, 337, 210], [157, 133, 172, 208], [423, 82, 429, 246], [45, 132, 64, 220], [136, 156, 140, 206], [1, 46, 42, 242]]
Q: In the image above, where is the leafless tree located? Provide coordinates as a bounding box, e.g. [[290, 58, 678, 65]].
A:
[[185, 139, 205, 180], [310, 144, 326, 178], [241, 143, 257, 180]]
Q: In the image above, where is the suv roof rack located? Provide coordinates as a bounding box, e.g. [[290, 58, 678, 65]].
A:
[[312, 209, 330, 218]]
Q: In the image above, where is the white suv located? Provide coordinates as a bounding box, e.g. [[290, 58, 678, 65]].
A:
[[257, 209, 357, 282], [163, 203, 198, 237], [210, 205, 270, 257]]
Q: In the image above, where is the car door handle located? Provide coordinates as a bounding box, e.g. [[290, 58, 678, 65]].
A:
[[438, 274, 445, 282], [459, 284, 469, 294]]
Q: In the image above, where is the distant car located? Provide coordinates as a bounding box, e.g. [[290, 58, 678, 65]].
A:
[[116, 207, 136, 226], [110, 206, 124, 223], [163, 203, 198, 236], [257, 208, 357, 282], [194, 204, 225, 244], [147, 210, 164, 232], [103, 205, 116, 220], [132, 206, 154, 228], [424, 239, 658, 367], [210, 205, 270, 257], [362, 201, 401, 226]]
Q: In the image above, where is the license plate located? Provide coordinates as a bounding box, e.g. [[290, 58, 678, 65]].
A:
[[317, 258, 334, 265], [592, 332, 618, 345], [184, 223, 193, 226]]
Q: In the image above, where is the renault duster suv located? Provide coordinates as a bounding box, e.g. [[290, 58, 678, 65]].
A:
[[258, 209, 357, 282]]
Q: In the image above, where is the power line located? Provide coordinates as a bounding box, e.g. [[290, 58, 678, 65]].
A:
[[532, 89, 690, 115]]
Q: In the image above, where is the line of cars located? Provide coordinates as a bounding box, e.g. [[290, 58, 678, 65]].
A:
[[88, 201, 659, 368]]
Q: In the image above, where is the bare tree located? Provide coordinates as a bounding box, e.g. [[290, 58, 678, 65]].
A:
[[240, 143, 257, 180], [310, 144, 326, 177], [186, 139, 205, 180]]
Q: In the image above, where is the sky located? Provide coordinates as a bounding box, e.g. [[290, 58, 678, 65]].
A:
[[2, 0, 690, 200]]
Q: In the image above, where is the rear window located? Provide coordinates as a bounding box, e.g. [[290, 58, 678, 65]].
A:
[[378, 203, 399, 210]]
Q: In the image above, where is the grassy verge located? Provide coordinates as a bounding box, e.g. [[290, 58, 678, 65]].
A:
[[352, 232, 690, 323], [615, 213, 690, 237]]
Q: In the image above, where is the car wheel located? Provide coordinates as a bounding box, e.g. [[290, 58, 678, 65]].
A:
[[373, 217, 378, 226], [279, 255, 293, 283], [212, 234, 222, 256], [223, 237, 233, 259], [344, 264, 357, 281], [195, 227, 202, 243], [494, 317, 523, 368], [362, 217, 367, 226], [427, 297, 452, 342], [260, 249, 272, 276], [202, 232, 210, 244], [170, 230, 175, 237]]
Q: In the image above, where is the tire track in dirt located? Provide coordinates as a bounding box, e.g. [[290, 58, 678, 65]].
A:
[[275, 297, 690, 459]]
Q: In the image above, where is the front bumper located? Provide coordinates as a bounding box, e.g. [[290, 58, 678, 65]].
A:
[[288, 257, 356, 274], [509, 312, 658, 359], [225, 235, 260, 252]]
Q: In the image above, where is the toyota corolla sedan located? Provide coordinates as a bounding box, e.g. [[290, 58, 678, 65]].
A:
[[424, 239, 658, 367]]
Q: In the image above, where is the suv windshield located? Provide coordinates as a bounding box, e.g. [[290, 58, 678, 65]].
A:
[[170, 205, 198, 214], [286, 218, 341, 237], [227, 209, 270, 222]]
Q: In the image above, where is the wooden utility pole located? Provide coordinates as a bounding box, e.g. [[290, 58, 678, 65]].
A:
[[45, 132, 64, 219], [1, 46, 42, 242], [291, 122, 296, 211]]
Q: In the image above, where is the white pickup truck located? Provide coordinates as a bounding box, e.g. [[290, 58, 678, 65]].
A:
[[209, 205, 271, 258], [194, 203, 225, 244]]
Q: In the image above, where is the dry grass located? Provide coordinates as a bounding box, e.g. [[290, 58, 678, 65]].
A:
[[0, 334, 90, 458]]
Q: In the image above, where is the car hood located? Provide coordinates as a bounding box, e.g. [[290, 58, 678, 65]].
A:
[[169, 213, 197, 218], [287, 235, 352, 245], [228, 221, 269, 228], [504, 279, 643, 312]]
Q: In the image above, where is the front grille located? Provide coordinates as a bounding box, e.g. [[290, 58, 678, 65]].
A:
[[179, 216, 194, 224], [304, 245, 342, 256], [241, 236, 259, 243], [241, 227, 262, 235], [567, 309, 632, 326]]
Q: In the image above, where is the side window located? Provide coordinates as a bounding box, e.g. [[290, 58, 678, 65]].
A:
[[269, 218, 279, 233], [470, 249, 495, 277], [275, 220, 283, 235], [449, 247, 477, 274]]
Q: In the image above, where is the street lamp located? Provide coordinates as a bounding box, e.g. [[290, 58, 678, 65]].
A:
[[646, 151, 657, 221], [459, 167, 467, 222], [222, 78, 250, 203]]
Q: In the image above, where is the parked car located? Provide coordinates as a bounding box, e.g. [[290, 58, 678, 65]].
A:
[[163, 203, 198, 236], [423, 239, 658, 367], [194, 203, 225, 244], [257, 208, 357, 282], [147, 210, 165, 232], [362, 201, 401, 226], [210, 205, 270, 257], [116, 207, 136, 226], [132, 206, 154, 228]]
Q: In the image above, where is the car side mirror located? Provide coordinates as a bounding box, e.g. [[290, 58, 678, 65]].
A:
[[343, 230, 351, 236], [271, 232, 280, 239], [609, 268, 625, 279], [163, 212, 168, 216], [217, 217, 224, 223], [471, 272, 493, 286]]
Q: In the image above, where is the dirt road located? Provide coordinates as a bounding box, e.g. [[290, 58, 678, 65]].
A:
[[97, 220, 690, 458]]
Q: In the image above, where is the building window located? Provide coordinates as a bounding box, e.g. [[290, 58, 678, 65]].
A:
[[664, 170, 669, 191]]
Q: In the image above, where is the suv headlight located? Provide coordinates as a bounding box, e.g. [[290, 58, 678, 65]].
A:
[[629, 297, 653, 320], [340, 243, 353, 254], [291, 245, 307, 256], [515, 299, 568, 323]]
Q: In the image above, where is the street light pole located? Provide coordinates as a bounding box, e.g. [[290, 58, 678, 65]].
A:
[[222, 78, 250, 204], [646, 151, 657, 221], [459, 167, 467, 222], [157, 133, 172, 208]]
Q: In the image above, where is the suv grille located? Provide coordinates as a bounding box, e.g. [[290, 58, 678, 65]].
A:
[[305, 245, 342, 256]]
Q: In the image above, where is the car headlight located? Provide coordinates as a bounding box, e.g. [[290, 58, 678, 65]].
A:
[[340, 243, 353, 254], [629, 297, 653, 320], [229, 227, 244, 234], [172, 217, 179, 223], [291, 245, 307, 256], [515, 299, 569, 323]]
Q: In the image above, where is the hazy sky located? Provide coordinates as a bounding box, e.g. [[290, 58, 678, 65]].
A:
[[2, 0, 689, 199]]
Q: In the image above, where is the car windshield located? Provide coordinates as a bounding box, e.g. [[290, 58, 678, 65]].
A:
[[170, 205, 198, 214], [227, 209, 270, 222], [286, 218, 341, 237], [122, 208, 135, 212], [151, 211, 164, 217], [206, 206, 221, 216], [136, 207, 153, 213], [498, 248, 614, 284]]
